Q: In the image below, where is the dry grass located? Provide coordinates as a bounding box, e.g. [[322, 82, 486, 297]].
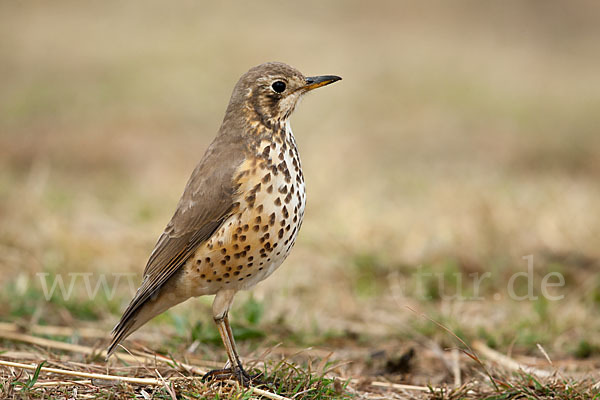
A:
[[1, 0, 600, 398]]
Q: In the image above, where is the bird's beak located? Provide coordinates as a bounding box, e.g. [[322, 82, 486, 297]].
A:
[[303, 75, 342, 92]]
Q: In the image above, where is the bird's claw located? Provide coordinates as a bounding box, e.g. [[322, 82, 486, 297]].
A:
[[202, 366, 260, 387]]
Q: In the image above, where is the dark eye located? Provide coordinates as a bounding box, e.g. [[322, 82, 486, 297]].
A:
[[271, 81, 286, 93]]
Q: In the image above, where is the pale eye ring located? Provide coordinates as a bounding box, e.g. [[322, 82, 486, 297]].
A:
[[271, 81, 286, 93]]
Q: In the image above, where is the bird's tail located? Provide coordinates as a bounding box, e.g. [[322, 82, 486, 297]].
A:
[[106, 302, 144, 358], [106, 284, 187, 358]]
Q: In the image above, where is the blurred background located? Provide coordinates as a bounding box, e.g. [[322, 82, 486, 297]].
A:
[[1, 0, 599, 384]]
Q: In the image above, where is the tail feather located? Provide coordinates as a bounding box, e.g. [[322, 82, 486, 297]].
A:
[[106, 304, 142, 358], [106, 278, 189, 358], [107, 324, 132, 357]]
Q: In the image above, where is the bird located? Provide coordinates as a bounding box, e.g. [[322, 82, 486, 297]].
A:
[[106, 62, 341, 384]]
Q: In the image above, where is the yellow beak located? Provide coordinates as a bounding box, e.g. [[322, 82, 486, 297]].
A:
[[303, 75, 342, 91]]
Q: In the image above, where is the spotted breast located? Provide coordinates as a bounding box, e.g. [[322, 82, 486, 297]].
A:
[[181, 121, 305, 295]]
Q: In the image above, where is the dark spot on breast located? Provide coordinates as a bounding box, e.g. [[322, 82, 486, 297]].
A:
[[233, 244, 239, 250], [253, 225, 260, 232], [220, 260, 226, 265], [262, 224, 269, 232], [245, 194, 255, 207], [234, 271, 240, 276], [248, 256, 254, 261], [239, 235, 246, 242], [205, 257, 211, 263], [285, 193, 292, 204], [232, 234, 238, 241], [246, 274, 252, 277], [269, 212, 276, 226], [274, 197, 281, 206], [224, 273, 230, 278], [196, 259, 202, 265], [286, 224, 291, 231], [243, 224, 249, 232], [282, 206, 289, 218], [248, 262, 253, 267], [226, 267, 232, 271], [262, 173, 271, 183], [278, 228, 284, 239], [221, 248, 227, 255], [278, 185, 288, 194], [262, 146, 270, 158], [259, 267, 264, 271], [267, 185, 273, 194], [256, 204, 263, 213], [200, 274, 206, 278], [207, 279, 212, 282], [225, 255, 231, 261], [216, 278, 222, 282], [237, 265, 243, 270]]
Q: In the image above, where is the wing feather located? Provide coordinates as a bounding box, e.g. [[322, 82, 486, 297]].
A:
[[107, 135, 245, 356]]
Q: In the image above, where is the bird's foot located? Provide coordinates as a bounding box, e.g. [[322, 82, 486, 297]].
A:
[[202, 366, 262, 387]]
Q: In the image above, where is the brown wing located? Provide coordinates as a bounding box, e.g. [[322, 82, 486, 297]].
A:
[[107, 135, 245, 356]]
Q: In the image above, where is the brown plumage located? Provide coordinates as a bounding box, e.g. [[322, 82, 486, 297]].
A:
[[107, 62, 341, 384]]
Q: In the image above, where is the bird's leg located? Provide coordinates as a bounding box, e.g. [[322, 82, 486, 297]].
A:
[[202, 289, 252, 386], [202, 314, 252, 385], [220, 314, 251, 381]]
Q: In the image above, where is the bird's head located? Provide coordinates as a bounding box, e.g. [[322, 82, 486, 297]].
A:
[[227, 62, 341, 127]]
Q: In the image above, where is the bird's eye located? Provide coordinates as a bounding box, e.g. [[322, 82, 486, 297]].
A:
[[271, 81, 286, 93]]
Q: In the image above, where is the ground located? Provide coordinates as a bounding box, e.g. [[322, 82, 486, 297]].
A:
[[1, 1, 600, 398]]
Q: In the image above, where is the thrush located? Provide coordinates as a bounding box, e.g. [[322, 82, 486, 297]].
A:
[[107, 62, 341, 384]]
